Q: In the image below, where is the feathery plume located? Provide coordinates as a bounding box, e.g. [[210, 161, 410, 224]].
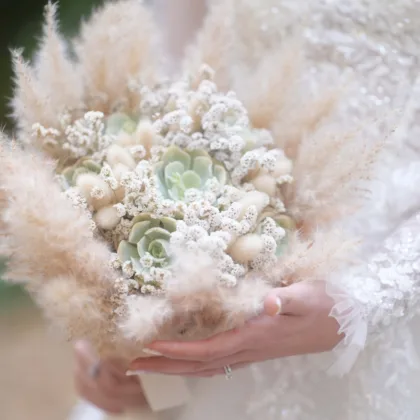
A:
[[75, 0, 160, 113]]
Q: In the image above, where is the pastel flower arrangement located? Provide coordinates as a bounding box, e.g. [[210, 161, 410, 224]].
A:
[[0, 1, 378, 359]]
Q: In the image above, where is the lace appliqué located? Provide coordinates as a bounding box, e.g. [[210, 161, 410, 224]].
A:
[[328, 212, 420, 376]]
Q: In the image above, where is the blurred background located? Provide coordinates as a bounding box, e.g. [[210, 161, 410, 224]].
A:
[[0, 1, 104, 419]]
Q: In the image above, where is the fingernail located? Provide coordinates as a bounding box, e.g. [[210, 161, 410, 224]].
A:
[[275, 297, 282, 315], [126, 370, 147, 376], [142, 348, 162, 356]]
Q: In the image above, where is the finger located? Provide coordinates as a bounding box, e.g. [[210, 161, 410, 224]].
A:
[[75, 340, 142, 386], [128, 357, 202, 375], [75, 362, 144, 408], [178, 362, 250, 378], [74, 368, 124, 414], [139, 328, 249, 362], [264, 281, 322, 316], [128, 351, 249, 375], [74, 345, 143, 400]]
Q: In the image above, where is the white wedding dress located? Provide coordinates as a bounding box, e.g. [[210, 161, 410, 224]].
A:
[[74, 1, 420, 419], [157, 1, 420, 419]]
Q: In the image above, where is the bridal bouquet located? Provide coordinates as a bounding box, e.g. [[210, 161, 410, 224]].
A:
[[0, 1, 377, 361]]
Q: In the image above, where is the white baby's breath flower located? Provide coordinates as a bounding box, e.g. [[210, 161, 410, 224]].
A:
[[262, 235, 277, 253], [170, 231, 186, 246], [109, 253, 122, 270], [122, 261, 135, 277], [89, 220, 97, 232], [260, 154, 277, 171], [228, 135, 246, 152], [273, 227, 287, 242], [250, 254, 265, 270], [211, 230, 232, 246], [180, 115, 193, 133], [140, 254, 154, 269], [271, 198, 286, 213], [141, 284, 159, 295], [184, 189, 201, 203], [197, 219, 210, 231], [231, 264, 246, 278], [90, 186, 105, 199], [129, 145, 147, 160], [277, 174, 294, 185], [114, 203, 127, 218], [220, 273, 237, 288], [261, 218, 277, 236], [223, 203, 242, 220]]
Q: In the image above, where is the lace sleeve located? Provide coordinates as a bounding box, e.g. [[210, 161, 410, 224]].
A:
[[328, 211, 420, 376]]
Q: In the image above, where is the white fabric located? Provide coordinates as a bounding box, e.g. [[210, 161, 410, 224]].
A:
[[149, 1, 420, 419]]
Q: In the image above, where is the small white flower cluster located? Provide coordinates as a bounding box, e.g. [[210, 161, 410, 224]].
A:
[[171, 220, 244, 288], [168, 197, 276, 287], [32, 123, 61, 150], [62, 112, 113, 160], [112, 218, 133, 241], [152, 78, 253, 171], [120, 160, 178, 218], [250, 218, 287, 271], [232, 148, 292, 185], [63, 188, 96, 232], [100, 163, 119, 190]]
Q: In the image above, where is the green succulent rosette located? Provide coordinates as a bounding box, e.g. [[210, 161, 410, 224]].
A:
[[117, 213, 177, 271], [155, 145, 227, 201], [105, 112, 138, 136]]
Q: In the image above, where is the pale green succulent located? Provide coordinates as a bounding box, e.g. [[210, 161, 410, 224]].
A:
[[155, 145, 227, 200], [106, 112, 137, 135], [61, 157, 102, 187], [117, 213, 177, 270]]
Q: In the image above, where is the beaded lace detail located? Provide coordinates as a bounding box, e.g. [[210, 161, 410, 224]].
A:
[[237, 1, 420, 419]]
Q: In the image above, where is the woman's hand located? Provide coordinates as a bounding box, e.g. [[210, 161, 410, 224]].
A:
[[128, 281, 342, 377], [74, 341, 146, 414]]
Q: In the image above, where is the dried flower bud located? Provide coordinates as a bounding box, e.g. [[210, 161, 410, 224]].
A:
[[107, 145, 136, 170], [94, 205, 121, 230], [76, 173, 114, 209], [272, 158, 293, 178], [134, 120, 156, 152], [251, 173, 277, 196], [236, 191, 270, 219], [228, 234, 264, 264]]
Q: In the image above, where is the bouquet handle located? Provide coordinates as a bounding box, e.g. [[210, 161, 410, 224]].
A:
[[138, 373, 191, 412], [68, 376, 190, 420]]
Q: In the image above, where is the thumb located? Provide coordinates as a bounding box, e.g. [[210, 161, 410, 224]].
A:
[[264, 282, 317, 316]]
